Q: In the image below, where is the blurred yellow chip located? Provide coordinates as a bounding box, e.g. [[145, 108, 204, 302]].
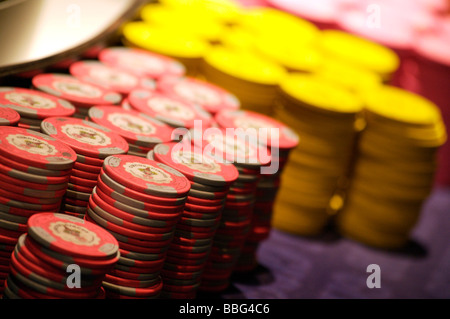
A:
[[364, 85, 444, 126], [122, 21, 210, 59], [319, 30, 400, 80], [280, 74, 364, 114], [204, 46, 286, 85]]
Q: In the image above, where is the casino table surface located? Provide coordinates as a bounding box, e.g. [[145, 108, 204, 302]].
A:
[[208, 186, 450, 299]]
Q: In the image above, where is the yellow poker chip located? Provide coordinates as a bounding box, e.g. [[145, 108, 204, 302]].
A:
[[279, 74, 364, 114], [122, 21, 210, 59], [318, 30, 400, 80], [219, 26, 256, 52], [313, 61, 383, 94], [158, 0, 243, 23], [272, 200, 330, 237], [255, 37, 323, 73], [335, 210, 410, 249], [364, 86, 445, 126], [140, 3, 225, 42], [238, 7, 319, 42], [203, 46, 286, 86]]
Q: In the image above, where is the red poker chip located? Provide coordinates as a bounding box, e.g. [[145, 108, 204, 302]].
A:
[[0, 193, 61, 212], [153, 142, 239, 187], [117, 240, 169, 255], [102, 277, 163, 298], [9, 264, 100, 299], [98, 171, 187, 207], [168, 242, 212, 254], [63, 196, 89, 207], [86, 216, 174, 248], [0, 127, 77, 171], [27, 213, 119, 260], [32, 73, 122, 108], [186, 195, 225, 207], [71, 168, 99, 181], [0, 187, 62, 206], [24, 235, 119, 271], [67, 182, 94, 194], [86, 208, 174, 242], [73, 161, 102, 174], [170, 235, 213, 247], [76, 153, 104, 167], [41, 117, 129, 159], [175, 222, 219, 234], [166, 248, 210, 260], [0, 106, 20, 126], [69, 175, 98, 188], [0, 178, 67, 199], [0, 162, 71, 186], [88, 106, 174, 147], [162, 261, 205, 273], [117, 255, 165, 269], [10, 252, 101, 293], [184, 202, 224, 213], [104, 273, 160, 288], [0, 87, 76, 119], [95, 181, 185, 217], [173, 229, 216, 240], [157, 76, 240, 114], [110, 268, 160, 281], [182, 210, 222, 221], [98, 47, 186, 80], [0, 153, 72, 178], [190, 181, 229, 193], [102, 154, 191, 198], [114, 263, 164, 275], [128, 89, 212, 129], [92, 187, 180, 227], [69, 60, 156, 96], [161, 276, 201, 287], [88, 196, 176, 234], [215, 109, 299, 150]]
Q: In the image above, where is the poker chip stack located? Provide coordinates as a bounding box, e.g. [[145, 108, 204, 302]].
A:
[[0, 106, 20, 126], [271, 74, 364, 237], [40, 117, 129, 218], [127, 89, 213, 130], [98, 46, 186, 81], [3, 213, 119, 299], [88, 106, 174, 158], [190, 127, 272, 292], [156, 76, 241, 116], [151, 142, 238, 299], [85, 155, 190, 299], [69, 60, 157, 99], [0, 127, 77, 295], [335, 86, 447, 249], [201, 47, 286, 116], [214, 110, 299, 273], [0, 87, 76, 131], [32, 73, 122, 120]]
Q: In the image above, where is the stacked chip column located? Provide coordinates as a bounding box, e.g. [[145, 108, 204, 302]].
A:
[[0, 127, 77, 296], [151, 142, 238, 299], [336, 86, 447, 249], [213, 110, 299, 273], [40, 117, 129, 218], [85, 155, 190, 299], [190, 128, 272, 292], [271, 74, 364, 237], [3, 213, 119, 299]]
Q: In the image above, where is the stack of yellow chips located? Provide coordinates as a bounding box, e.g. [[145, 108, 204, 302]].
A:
[[336, 86, 447, 249], [272, 74, 364, 236], [201, 46, 286, 116]]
